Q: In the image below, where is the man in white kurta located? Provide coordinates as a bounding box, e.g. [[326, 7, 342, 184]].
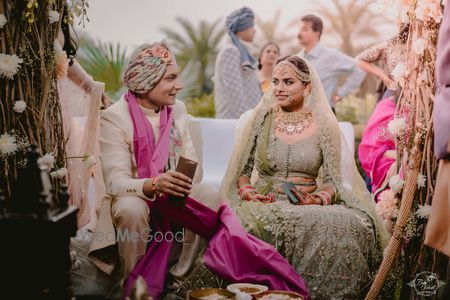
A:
[[214, 7, 262, 119], [89, 43, 221, 284]]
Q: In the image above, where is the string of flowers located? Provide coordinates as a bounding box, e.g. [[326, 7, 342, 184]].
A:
[[0, 0, 66, 199], [37, 152, 96, 180]]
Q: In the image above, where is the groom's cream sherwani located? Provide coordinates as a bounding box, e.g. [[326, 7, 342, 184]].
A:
[[89, 98, 220, 280]]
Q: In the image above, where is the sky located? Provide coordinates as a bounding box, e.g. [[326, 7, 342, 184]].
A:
[[75, 0, 399, 53]]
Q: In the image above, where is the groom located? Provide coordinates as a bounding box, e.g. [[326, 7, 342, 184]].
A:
[[88, 42, 222, 288]]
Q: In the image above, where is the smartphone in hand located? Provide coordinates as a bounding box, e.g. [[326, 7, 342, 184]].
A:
[[169, 156, 198, 206], [281, 182, 304, 205], [176, 156, 198, 180]]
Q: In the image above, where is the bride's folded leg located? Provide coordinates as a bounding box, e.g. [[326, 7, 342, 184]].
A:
[[236, 201, 377, 300]]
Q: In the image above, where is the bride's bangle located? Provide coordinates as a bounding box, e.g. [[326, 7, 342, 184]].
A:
[[314, 191, 332, 205], [239, 185, 255, 200], [242, 190, 257, 201]]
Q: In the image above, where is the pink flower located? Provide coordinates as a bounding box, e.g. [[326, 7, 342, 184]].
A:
[[376, 189, 399, 220]]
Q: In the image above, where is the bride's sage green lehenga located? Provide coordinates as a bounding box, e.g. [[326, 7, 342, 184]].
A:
[[169, 58, 390, 300]]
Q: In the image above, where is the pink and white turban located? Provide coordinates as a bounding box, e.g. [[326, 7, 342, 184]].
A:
[[122, 42, 174, 94]]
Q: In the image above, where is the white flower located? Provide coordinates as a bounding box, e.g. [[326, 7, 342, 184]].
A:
[[391, 62, 407, 82], [412, 38, 426, 55], [83, 155, 96, 169], [263, 225, 272, 232], [430, 9, 443, 23], [398, 3, 409, 23], [417, 173, 427, 188], [50, 168, 68, 179], [415, 0, 443, 23], [0, 14, 7, 29], [48, 10, 60, 24], [388, 117, 407, 137], [0, 53, 23, 79], [13, 100, 26, 113], [415, 1, 427, 20], [419, 71, 428, 83], [0, 132, 18, 155], [389, 175, 404, 193], [416, 204, 432, 219], [38, 153, 55, 170]]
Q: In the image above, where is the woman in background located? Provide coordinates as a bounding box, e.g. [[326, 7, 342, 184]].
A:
[[257, 42, 280, 92], [357, 24, 409, 198]]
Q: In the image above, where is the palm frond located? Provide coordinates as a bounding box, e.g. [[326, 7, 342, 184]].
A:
[[77, 37, 127, 99], [160, 17, 225, 97]]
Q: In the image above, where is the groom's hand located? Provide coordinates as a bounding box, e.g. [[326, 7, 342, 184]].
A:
[[156, 170, 192, 197]]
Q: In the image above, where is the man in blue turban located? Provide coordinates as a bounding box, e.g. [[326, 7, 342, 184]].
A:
[[214, 6, 262, 119]]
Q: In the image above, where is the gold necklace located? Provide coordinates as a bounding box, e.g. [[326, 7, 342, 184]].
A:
[[273, 105, 313, 136]]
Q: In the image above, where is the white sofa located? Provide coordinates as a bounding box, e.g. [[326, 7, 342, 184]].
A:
[[188, 117, 355, 188]]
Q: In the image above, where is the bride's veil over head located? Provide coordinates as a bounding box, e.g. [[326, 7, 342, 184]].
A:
[[220, 56, 390, 250]]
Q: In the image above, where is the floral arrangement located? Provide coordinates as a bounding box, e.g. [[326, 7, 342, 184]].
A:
[[366, 0, 446, 299], [0, 0, 89, 199]]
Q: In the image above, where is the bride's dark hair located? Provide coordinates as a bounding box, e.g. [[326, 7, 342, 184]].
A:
[[275, 56, 311, 84]]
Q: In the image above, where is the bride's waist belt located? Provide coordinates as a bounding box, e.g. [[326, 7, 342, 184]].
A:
[[257, 174, 317, 194]]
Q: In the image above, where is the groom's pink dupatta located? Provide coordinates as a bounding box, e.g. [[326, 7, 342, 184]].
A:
[[122, 90, 174, 298], [123, 91, 309, 299]]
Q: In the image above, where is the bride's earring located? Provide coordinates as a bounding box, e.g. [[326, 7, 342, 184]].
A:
[[288, 94, 294, 103]]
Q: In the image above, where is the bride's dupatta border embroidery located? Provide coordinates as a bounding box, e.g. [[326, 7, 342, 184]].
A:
[[256, 109, 276, 195]]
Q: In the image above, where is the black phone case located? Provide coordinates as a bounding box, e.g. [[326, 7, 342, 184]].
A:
[[281, 182, 299, 204]]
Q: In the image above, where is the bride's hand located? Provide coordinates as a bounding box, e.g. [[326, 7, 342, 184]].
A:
[[291, 188, 322, 205], [245, 192, 275, 203]]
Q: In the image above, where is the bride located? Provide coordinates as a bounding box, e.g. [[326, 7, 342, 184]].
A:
[[174, 56, 389, 299], [220, 55, 390, 299]]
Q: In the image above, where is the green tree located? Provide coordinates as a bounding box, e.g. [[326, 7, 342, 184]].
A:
[[314, 0, 392, 56], [77, 36, 127, 100], [160, 17, 226, 98], [255, 10, 301, 56], [309, 0, 396, 98]]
